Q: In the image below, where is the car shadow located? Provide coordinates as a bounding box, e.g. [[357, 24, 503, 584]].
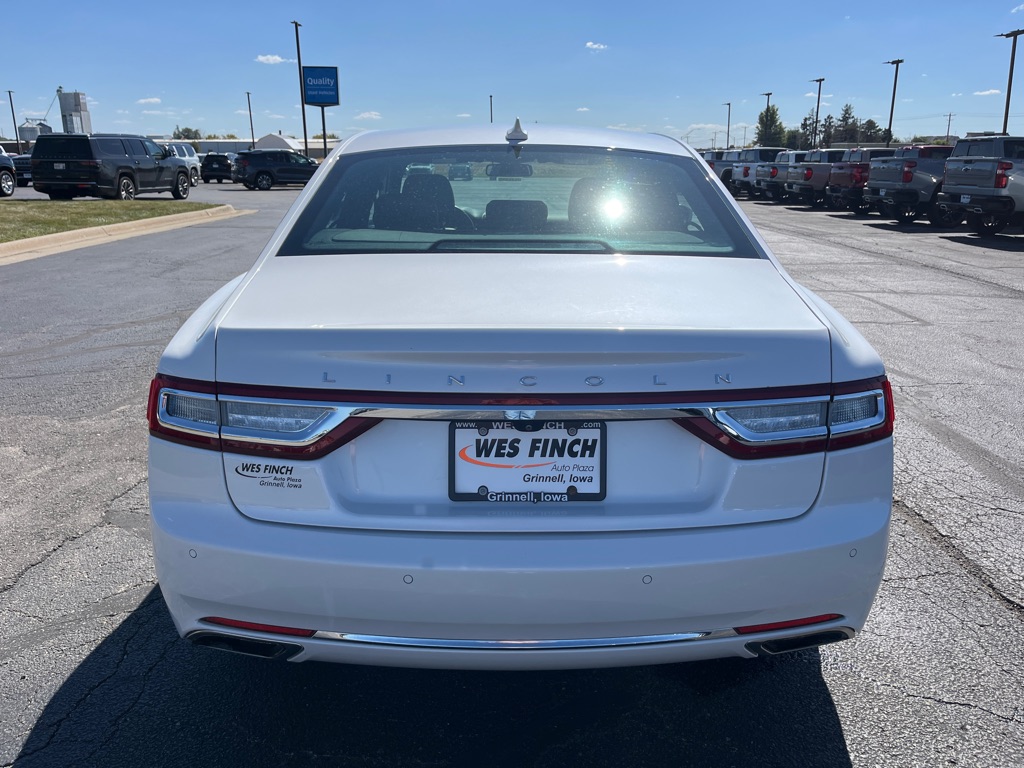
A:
[[13, 587, 853, 768], [940, 234, 1024, 250]]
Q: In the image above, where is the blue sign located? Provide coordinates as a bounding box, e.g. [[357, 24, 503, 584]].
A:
[[303, 66, 339, 107]]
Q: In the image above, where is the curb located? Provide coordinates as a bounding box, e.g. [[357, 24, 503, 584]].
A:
[[0, 204, 255, 266]]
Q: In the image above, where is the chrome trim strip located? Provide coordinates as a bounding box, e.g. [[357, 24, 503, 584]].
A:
[[310, 628, 738, 650]]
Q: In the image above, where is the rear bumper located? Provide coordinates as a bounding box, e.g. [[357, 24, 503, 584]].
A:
[[150, 437, 893, 670], [937, 192, 1016, 215], [864, 187, 921, 207]]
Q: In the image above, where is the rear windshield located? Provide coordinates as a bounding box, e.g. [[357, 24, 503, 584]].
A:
[[31, 136, 92, 160], [278, 144, 760, 258]]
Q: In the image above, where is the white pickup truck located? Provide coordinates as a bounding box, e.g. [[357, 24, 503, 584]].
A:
[[937, 135, 1024, 235], [753, 151, 807, 201]]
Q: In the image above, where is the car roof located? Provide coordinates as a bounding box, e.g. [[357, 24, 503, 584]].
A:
[[337, 124, 694, 158]]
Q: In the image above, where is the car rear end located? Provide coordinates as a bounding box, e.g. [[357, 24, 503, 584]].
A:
[[148, 128, 893, 669], [937, 138, 1024, 224], [30, 134, 103, 198]]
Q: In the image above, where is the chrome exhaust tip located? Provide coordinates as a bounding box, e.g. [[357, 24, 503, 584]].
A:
[[187, 630, 303, 661], [744, 627, 854, 656]]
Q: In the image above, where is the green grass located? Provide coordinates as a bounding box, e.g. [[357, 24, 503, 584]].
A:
[[0, 199, 218, 243]]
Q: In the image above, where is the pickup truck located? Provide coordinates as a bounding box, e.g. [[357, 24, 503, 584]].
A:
[[730, 146, 788, 197], [936, 135, 1024, 235], [702, 149, 742, 187], [753, 150, 807, 201], [825, 147, 896, 213], [863, 145, 958, 226], [784, 149, 846, 206]]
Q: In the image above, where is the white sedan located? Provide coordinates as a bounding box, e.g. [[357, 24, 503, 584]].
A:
[[147, 122, 894, 670]]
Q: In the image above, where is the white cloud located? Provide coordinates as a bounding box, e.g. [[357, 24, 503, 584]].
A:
[[141, 109, 171, 115], [952, 92, 963, 97], [585, 41, 607, 51], [267, 113, 285, 119], [235, 109, 249, 115], [1013, 3, 1024, 12], [456, 113, 471, 118], [356, 111, 382, 120], [256, 54, 294, 64], [974, 89, 1001, 96], [577, 107, 590, 112], [137, 97, 161, 104]]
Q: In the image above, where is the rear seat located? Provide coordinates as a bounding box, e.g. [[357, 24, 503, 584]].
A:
[[483, 199, 548, 233]]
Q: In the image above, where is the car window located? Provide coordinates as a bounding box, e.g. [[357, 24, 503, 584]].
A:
[[278, 144, 761, 259], [143, 139, 164, 157], [125, 138, 148, 157], [95, 138, 127, 156]]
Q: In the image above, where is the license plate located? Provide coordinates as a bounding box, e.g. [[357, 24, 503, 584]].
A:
[[53, 162, 65, 170], [960, 194, 971, 204], [449, 420, 606, 502]]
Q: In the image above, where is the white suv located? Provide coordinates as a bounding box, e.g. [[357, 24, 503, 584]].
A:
[[168, 142, 201, 186]]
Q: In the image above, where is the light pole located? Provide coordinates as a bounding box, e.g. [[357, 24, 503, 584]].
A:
[[998, 29, 1024, 134], [246, 91, 256, 150], [723, 102, 731, 147], [489, 94, 493, 124], [884, 59, 904, 147], [761, 91, 772, 111], [292, 20, 309, 156], [6, 91, 20, 154], [810, 78, 825, 146]]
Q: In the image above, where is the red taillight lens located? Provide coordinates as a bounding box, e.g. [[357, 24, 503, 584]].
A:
[[996, 161, 1012, 189], [743, 165, 751, 177], [902, 160, 917, 184], [803, 168, 813, 181], [201, 617, 316, 637], [770, 166, 778, 178], [708, 161, 715, 169], [852, 165, 867, 186], [735, 614, 843, 635], [147, 374, 381, 458]]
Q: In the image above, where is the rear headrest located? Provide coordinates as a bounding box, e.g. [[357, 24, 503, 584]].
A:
[[402, 173, 455, 209], [484, 199, 548, 232]]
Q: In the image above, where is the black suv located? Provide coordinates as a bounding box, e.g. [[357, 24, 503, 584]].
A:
[[201, 152, 236, 183], [31, 133, 191, 200], [232, 149, 318, 190]]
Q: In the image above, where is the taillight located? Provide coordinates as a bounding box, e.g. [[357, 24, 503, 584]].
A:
[[996, 161, 1012, 189], [735, 614, 843, 635], [852, 165, 867, 186], [147, 374, 381, 458], [769, 166, 779, 178], [674, 375, 894, 459], [803, 168, 813, 181], [743, 165, 751, 177], [902, 160, 917, 183], [708, 161, 715, 169]]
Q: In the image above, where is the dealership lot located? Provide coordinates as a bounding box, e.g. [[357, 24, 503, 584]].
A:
[[1, 184, 1022, 766]]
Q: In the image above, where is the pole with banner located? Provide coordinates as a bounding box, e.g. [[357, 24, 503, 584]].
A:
[[302, 66, 339, 159]]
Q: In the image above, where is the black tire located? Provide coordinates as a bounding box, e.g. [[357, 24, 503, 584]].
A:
[[190, 167, 200, 187], [928, 203, 964, 229], [0, 169, 14, 197], [217, 177, 223, 183], [117, 175, 136, 200], [966, 212, 1008, 237], [254, 172, 273, 191], [171, 173, 190, 200]]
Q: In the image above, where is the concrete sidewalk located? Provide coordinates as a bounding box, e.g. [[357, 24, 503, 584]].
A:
[[0, 204, 254, 266]]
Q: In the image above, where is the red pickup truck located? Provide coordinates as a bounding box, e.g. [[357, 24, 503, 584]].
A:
[[825, 148, 896, 214]]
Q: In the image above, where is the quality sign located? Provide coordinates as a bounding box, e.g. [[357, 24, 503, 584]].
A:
[[303, 66, 339, 107]]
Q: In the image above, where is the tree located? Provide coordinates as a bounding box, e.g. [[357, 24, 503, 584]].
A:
[[313, 132, 339, 139], [836, 104, 858, 144], [799, 109, 817, 148], [784, 128, 803, 150], [172, 125, 203, 141], [755, 105, 786, 147], [820, 114, 836, 148], [860, 119, 883, 143], [223, 133, 239, 140]]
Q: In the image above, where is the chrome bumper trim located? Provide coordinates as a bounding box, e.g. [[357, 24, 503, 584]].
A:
[[310, 628, 738, 650]]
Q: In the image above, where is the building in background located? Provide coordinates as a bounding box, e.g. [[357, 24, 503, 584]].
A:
[[18, 120, 53, 143], [57, 88, 92, 134]]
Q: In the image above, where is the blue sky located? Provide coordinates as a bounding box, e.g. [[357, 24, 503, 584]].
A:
[[7, 1, 1024, 147]]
